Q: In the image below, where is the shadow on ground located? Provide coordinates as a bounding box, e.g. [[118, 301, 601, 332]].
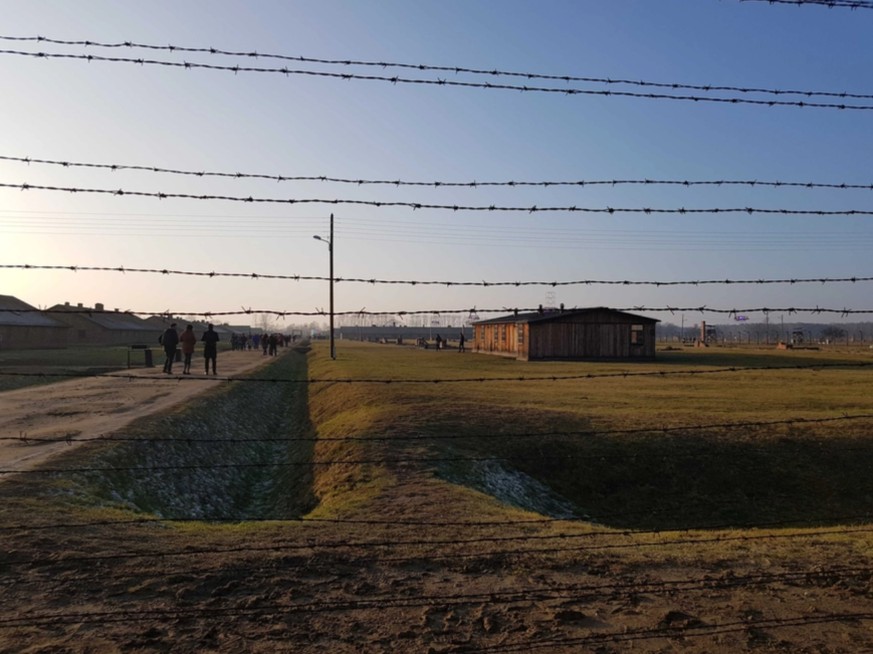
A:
[[476, 430, 873, 531]]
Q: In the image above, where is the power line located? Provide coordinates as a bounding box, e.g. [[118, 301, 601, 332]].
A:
[[3, 34, 873, 99], [6, 216, 873, 251], [4, 153, 873, 191], [1, 47, 871, 110], [5, 263, 873, 289], [9, 179, 873, 215]]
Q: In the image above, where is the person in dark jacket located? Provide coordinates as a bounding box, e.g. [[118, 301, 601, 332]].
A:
[[160, 323, 180, 374], [201, 323, 220, 375]]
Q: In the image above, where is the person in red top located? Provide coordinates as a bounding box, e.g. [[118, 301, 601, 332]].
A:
[[179, 324, 197, 375]]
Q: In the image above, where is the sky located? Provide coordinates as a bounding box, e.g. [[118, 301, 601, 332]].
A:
[[1, 0, 872, 330]]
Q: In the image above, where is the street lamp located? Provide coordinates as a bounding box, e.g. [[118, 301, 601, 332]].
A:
[[313, 213, 335, 360]]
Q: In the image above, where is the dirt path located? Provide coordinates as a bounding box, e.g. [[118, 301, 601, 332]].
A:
[[0, 351, 278, 475]]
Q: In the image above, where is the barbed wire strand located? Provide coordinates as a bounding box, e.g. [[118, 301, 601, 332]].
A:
[[5, 525, 873, 569], [738, 0, 873, 9], [7, 180, 873, 214], [4, 263, 873, 289], [1, 360, 872, 390], [2, 34, 872, 98], [3, 304, 873, 317], [1, 566, 868, 627], [4, 153, 873, 191], [5, 412, 873, 446], [361, 526, 873, 565], [5, 502, 871, 536], [1, 48, 871, 110], [475, 613, 873, 653], [2, 612, 872, 648], [7, 425, 873, 476]]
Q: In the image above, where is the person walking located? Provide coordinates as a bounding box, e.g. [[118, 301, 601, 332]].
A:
[[202, 323, 220, 375], [160, 323, 179, 374], [458, 330, 466, 353], [179, 324, 197, 374]]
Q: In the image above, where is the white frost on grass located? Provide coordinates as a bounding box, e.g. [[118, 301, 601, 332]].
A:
[[442, 459, 581, 519]]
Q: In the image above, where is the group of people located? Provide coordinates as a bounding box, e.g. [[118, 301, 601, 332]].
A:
[[159, 323, 220, 375], [419, 332, 467, 351], [229, 332, 293, 354]]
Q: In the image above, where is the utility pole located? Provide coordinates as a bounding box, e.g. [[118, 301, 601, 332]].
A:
[[329, 213, 334, 359], [313, 213, 336, 360]]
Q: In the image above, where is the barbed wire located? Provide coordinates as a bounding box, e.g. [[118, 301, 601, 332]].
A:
[[3, 569, 870, 632], [8, 179, 873, 215], [738, 0, 873, 9], [7, 421, 873, 475], [363, 526, 873, 565], [6, 524, 873, 567], [1, 47, 871, 111], [5, 505, 871, 536], [2, 612, 871, 649], [1, 566, 867, 626], [1, 361, 872, 389], [4, 153, 873, 191], [2, 34, 873, 99], [0, 453, 772, 475], [8, 525, 854, 566], [4, 304, 873, 318], [4, 413, 872, 447], [5, 263, 873, 289], [475, 613, 873, 653]]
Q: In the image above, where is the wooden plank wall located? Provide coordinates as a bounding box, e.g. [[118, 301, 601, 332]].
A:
[[474, 323, 519, 356], [529, 321, 656, 360], [477, 315, 656, 360]]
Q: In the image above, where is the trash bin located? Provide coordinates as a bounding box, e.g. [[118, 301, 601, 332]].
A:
[[129, 344, 154, 368]]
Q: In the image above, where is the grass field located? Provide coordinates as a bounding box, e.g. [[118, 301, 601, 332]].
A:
[[2, 340, 873, 652], [304, 341, 873, 530]]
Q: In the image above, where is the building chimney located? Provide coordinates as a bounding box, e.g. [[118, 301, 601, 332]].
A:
[[95, 303, 104, 311]]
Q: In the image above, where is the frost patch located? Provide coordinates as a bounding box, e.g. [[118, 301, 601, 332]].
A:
[[441, 459, 580, 519]]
